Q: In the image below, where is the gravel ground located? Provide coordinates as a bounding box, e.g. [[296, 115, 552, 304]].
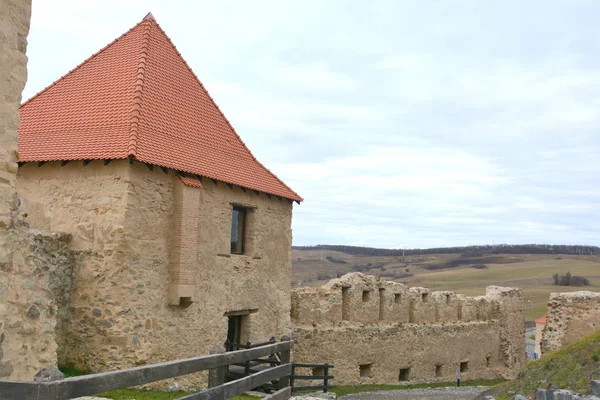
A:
[[338, 386, 489, 400]]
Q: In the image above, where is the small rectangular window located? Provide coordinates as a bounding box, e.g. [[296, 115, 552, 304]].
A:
[[230, 207, 246, 254], [394, 293, 401, 303], [399, 367, 410, 381], [460, 361, 469, 372], [359, 363, 372, 378]]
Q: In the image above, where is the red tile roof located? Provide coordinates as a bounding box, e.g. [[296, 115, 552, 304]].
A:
[[178, 175, 203, 189], [535, 314, 547, 324], [18, 13, 302, 202]]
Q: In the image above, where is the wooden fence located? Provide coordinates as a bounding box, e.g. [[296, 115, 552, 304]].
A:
[[0, 339, 292, 400], [291, 363, 334, 393]]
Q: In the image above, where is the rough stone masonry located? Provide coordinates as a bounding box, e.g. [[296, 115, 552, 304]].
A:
[[292, 273, 527, 385], [0, 0, 76, 381]]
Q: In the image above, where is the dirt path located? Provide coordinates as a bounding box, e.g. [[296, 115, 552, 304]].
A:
[[338, 386, 489, 400]]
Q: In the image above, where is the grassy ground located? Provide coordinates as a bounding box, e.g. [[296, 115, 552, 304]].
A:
[[482, 331, 600, 399], [330, 379, 506, 396], [292, 251, 600, 321], [59, 367, 257, 400]]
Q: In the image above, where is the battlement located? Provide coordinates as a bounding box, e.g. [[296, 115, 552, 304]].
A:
[[291, 273, 519, 327]]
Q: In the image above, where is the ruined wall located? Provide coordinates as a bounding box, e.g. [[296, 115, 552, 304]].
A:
[[17, 161, 293, 387], [0, 0, 68, 381], [541, 291, 600, 355], [292, 273, 526, 385]]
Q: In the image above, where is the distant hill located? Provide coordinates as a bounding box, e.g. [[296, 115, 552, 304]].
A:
[[292, 244, 600, 256]]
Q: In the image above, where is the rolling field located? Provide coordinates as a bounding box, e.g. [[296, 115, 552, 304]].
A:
[[292, 250, 600, 321]]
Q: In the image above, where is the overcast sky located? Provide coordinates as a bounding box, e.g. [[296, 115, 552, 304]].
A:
[[23, 1, 599, 248]]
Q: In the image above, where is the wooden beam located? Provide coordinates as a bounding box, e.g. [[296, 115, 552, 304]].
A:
[[253, 190, 260, 196], [82, 160, 91, 166], [103, 159, 111, 166], [263, 387, 291, 400], [194, 174, 203, 182], [0, 341, 292, 400], [17, 162, 26, 167], [129, 157, 134, 165], [287, 199, 293, 204], [61, 160, 70, 167], [226, 183, 233, 190], [179, 364, 292, 400], [145, 163, 153, 171], [294, 200, 300, 205], [37, 161, 46, 167], [266, 193, 272, 199], [240, 187, 247, 193], [211, 179, 218, 185], [160, 166, 168, 174]]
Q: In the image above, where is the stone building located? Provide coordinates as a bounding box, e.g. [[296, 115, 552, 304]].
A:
[[292, 273, 526, 385], [16, 13, 301, 384]]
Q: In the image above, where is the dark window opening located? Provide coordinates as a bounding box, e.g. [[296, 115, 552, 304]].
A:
[[362, 290, 370, 302], [359, 364, 372, 378], [230, 207, 246, 254], [446, 294, 451, 304], [399, 367, 410, 381], [486, 356, 491, 367], [379, 288, 385, 320], [342, 287, 350, 321], [422, 293, 428, 302], [435, 364, 442, 377], [394, 293, 401, 303], [226, 315, 242, 351], [460, 361, 469, 372]]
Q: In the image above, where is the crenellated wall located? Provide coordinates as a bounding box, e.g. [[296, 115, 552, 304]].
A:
[[541, 291, 600, 355], [292, 273, 526, 385]]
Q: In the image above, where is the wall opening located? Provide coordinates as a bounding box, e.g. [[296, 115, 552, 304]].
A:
[[421, 293, 428, 302], [359, 363, 372, 378], [225, 313, 250, 351], [485, 356, 490, 367], [409, 299, 415, 323], [394, 293, 401, 304], [460, 361, 469, 373], [379, 288, 385, 320], [342, 286, 350, 321], [312, 366, 325, 377], [446, 294, 451, 304], [362, 290, 371, 302], [399, 367, 410, 381], [457, 304, 462, 320], [435, 364, 443, 377]]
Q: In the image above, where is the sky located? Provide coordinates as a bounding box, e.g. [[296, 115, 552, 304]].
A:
[[23, 1, 600, 248]]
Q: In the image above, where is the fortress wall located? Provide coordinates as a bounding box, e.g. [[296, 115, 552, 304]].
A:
[[291, 273, 526, 385], [541, 291, 600, 355]]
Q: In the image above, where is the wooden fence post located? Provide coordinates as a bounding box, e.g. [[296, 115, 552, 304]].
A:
[[323, 363, 329, 393], [208, 344, 227, 388], [277, 335, 291, 390]]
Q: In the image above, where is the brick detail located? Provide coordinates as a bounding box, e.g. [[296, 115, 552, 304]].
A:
[[169, 179, 200, 304]]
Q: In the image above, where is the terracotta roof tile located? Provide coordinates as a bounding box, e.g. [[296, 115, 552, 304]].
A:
[[19, 15, 302, 202], [535, 314, 547, 324], [178, 175, 203, 189]]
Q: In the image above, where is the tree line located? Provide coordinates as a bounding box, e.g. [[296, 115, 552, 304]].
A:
[[292, 244, 600, 256]]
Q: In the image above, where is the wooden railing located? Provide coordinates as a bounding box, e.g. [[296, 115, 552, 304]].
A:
[[0, 339, 293, 400], [291, 363, 334, 393]]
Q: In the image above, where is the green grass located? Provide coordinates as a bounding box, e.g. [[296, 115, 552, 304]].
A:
[[58, 366, 257, 400], [330, 379, 506, 396], [484, 330, 600, 399]]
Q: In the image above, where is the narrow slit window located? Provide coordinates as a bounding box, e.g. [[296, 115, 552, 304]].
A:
[[230, 206, 246, 254], [394, 293, 401, 303], [362, 290, 370, 302]]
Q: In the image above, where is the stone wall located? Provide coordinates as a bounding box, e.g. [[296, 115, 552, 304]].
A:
[[541, 291, 600, 355], [17, 160, 294, 387], [292, 273, 526, 385]]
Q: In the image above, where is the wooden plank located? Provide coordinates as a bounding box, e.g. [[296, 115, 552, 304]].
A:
[[0, 342, 291, 400], [0, 381, 46, 400], [263, 387, 291, 400], [277, 336, 291, 390], [177, 364, 292, 400]]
